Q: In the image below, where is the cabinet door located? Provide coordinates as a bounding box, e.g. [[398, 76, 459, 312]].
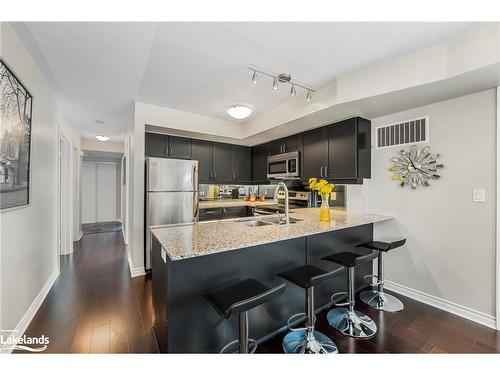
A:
[[251, 143, 270, 182], [212, 142, 233, 182], [327, 118, 357, 179], [270, 139, 284, 154], [145, 133, 167, 158], [191, 140, 212, 182], [232, 145, 251, 183], [302, 127, 326, 180], [168, 136, 191, 159], [283, 134, 302, 154]]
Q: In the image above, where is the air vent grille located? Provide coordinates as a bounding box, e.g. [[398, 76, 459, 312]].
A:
[[376, 116, 429, 149]]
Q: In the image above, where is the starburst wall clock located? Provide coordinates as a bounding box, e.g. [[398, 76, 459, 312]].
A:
[[390, 145, 444, 189]]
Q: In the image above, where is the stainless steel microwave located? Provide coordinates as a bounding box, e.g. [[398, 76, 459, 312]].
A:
[[267, 151, 300, 179]]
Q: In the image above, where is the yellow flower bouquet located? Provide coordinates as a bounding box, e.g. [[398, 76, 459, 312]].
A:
[[308, 178, 335, 222]]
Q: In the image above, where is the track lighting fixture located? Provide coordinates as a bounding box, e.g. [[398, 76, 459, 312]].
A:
[[248, 67, 314, 101], [252, 70, 259, 85]]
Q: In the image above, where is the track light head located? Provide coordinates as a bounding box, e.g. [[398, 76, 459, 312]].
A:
[[272, 77, 279, 91], [306, 90, 312, 102], [251, 70, 258, 85], [290, 84, 296, 97]]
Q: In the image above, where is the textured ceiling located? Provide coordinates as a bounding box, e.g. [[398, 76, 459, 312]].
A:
[[16, 22, 474, 140]]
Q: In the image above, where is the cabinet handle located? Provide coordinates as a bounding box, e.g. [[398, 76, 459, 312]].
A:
[[213, 171, 216, 179], [170, 146, 173, 155], [320, 166, 324, 178], [232, 172, 235, 180], [165, 146, 169, 156], [283, 143, 286, 153], [324, 166, 328, 177]]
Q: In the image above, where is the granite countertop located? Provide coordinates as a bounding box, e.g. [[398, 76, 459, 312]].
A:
[[199, 199, 275, 209], [150, 208, 392, 261]]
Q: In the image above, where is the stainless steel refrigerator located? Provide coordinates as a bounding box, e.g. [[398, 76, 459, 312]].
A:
[[145, 157, 199, 271]]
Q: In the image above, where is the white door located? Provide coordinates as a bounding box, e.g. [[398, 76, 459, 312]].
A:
[[82, 162, 96, 224], [96, 163, 117, 222]]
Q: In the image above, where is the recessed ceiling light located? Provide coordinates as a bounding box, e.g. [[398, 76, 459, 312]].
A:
[[226, 105, 252, 120], [95, 135, 110, 142]]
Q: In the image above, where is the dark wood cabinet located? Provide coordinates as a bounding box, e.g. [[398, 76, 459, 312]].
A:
[[251, 142, 270, 183], [191, 139, 212, 183], [146, 133, 191, 159], [145, 132, 167, 158], [270, 134, 302, 154], [212, 142, 233, 182], [325, 117, 371, 181], [302, 127, 327, 180], [327, 119, 357, 179], [231, 145, 251, 183], [168, 136, 191, 159]]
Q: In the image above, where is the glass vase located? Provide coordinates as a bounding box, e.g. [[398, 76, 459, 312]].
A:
[[319, 193, 331, 222]]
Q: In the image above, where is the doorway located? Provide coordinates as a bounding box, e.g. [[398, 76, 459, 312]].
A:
[[81, 151, 123, 234]]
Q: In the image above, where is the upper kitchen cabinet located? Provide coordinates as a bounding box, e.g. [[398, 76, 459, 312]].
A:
[[145, 132, 167, 158], [212, 142, 233, 182], [270, 134, 303, 155], [231, 145, 252, 183], [302, 127, 327, 180], [168, 136, 191, 159], [145, 133, 191, 159], [326, 117, 371, 181], [191, 139, 212, 183], [251, 142, 270, 183]]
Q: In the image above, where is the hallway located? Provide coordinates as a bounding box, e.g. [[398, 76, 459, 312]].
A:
[[19, 231, 158, 353]]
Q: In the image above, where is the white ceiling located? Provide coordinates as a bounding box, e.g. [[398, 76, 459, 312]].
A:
[[15, 22, 474, 140]]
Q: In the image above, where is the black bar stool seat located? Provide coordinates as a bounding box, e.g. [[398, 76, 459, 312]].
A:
[[322, 250, 378, 338], [278, 265, 343, 354], [204, 278, 285, 353], [357, 239, 406, 312]]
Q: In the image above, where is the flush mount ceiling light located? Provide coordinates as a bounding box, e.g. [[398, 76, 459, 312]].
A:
[[226, 105, 252, 120], [248, 67, 315, 101], [94, 119, 105, 124], [95, 135, 110, 142]]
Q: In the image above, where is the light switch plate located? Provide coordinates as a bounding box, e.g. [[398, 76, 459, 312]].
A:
[[472, 188, 486, 203]]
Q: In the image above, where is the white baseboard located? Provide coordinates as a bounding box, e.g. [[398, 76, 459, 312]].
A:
[[0, 270, 59, 353], [128, 255, 146, 278], [121, 228, 128, 245], [77, 231, 83, 241], [384, 280, 497, 330]]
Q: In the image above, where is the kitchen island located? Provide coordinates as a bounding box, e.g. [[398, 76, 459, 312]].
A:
[[150, 208, 391, 353]]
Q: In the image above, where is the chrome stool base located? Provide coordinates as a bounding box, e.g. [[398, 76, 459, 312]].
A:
[[327, 307, 377, 338], [283, 330, 338, 354], [360, 290, 404, 312]]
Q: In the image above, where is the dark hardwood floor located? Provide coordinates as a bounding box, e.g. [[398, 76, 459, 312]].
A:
[[18, 230, 500, 354]]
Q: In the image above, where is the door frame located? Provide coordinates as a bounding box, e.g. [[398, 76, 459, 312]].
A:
[[57, 128, 74, 267]]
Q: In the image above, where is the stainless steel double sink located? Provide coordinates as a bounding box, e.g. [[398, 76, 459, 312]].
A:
[[237, 216, 304, 227]]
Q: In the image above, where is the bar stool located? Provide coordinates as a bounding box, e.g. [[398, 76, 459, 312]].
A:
[[322, 251, 379, 338], [278, 264, 343, 354], [357, 239, 406, 312], [204, 278, 286, 353]]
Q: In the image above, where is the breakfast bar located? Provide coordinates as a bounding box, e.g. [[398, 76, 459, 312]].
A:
[[150, 208, 392, 353]]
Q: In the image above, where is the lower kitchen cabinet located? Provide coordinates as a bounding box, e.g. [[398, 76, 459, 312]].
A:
[[199, 206, 251, 221], [199, 208, 223, 221]]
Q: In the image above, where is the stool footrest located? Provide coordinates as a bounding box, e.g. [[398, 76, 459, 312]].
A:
[[220, 338, 258, 354], [363, 274, 381, 287], [287, 312, 316, 332], [331, 292, 350, 307]]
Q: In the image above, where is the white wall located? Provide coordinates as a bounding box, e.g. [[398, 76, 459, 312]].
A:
[[0, 23, 79, 336], [363, 89, 497, 326]]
